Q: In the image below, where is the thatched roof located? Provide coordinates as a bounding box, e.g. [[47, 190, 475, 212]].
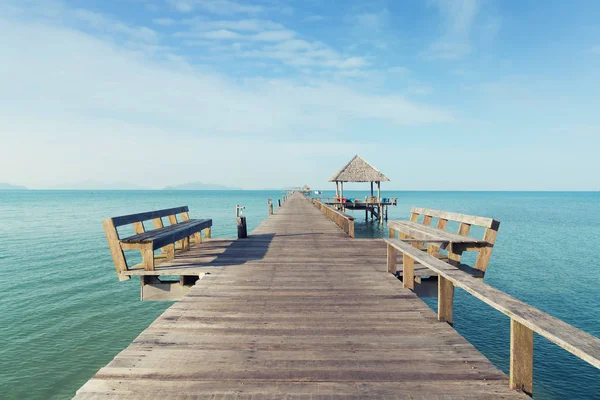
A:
[[329, 155, 390, 183]]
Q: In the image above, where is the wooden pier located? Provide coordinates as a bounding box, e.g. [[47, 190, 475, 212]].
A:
[[77, 192, 599, 399]]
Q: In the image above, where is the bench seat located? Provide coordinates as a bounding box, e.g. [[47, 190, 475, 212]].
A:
[[121, 218, 212, 250], [388, 220, 488, 248]]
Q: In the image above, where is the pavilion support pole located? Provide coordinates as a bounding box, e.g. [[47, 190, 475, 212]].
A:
[[377, 181, 381, 202], [370, 182, 374, 198], [335, 181, 339, 200], [340, 182, 344, 210]]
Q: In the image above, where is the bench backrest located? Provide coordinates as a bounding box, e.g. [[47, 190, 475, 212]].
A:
[[407, 207, 500, 272], [410, 207, 500, 230], [111, 206, 189, 227]]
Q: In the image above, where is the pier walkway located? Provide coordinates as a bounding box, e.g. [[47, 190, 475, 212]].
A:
[[76, 193, 527, 399]]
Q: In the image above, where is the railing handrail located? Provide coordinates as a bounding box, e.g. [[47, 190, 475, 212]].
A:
[[312, 199, 355, 237], [385, 237, 600, 395]]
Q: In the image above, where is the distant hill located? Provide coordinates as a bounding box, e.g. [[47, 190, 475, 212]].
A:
[[0, 182, 28, 190], [49, 180, 150, 190], [163, 182, 242, 190]]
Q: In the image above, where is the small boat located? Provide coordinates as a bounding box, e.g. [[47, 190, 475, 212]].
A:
[[314, 190, 322, 195]]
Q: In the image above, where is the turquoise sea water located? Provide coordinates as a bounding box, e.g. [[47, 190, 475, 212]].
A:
[[0, 190, 598, 399]]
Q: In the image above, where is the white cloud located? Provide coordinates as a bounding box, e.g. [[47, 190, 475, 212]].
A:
[[251, 30, 295, 42], [153, 17, 176, 26], [423, 0, 480, 60], [201, 29, 241, 39], [354, 11, 388, 30], [305, 15, 324, 22], [588, 45, 600, 54], [167, 0, 264, 15], [0, 1, 455, 188], [183, 18, 283, 32]]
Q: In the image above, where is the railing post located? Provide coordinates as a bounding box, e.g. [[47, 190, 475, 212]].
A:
[[402, 254, 414, 289], [387, 243, 397, 273], [268, 199, 273, 215], [438, 276, 454, 325], [348, 219, 354, 238], [510, 319, 534, 395]]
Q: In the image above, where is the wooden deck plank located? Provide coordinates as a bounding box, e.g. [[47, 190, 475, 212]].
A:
[[76, 192, 527, 399]]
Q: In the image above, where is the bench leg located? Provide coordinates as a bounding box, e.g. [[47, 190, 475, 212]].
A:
[[203, 227, 211, 239], [193, 232, 202, 245], [402, 254, 414, 290], [447, 247, 463, 266], [182, 236, 190, 251], [387, 244, 397, 274], [165, 243, 175, 260], [142, 244, 154, 271], [438, 276, 454, 325]]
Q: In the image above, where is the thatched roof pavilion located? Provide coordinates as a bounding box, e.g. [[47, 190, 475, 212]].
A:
[[329, 155, 389, 200]]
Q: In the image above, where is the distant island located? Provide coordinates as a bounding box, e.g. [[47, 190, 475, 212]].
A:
[[0, 182, 28, 190], [49, 180, 150, 190], [163, 182, 242, 190]]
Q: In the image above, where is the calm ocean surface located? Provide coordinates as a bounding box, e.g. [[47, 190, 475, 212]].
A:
[[0, 190, 598, 399]]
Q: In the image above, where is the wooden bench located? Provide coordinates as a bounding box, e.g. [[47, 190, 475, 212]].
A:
[[103, 206, 212, 280], [388, 207, 500, 276], [384, 238, 600, 396]]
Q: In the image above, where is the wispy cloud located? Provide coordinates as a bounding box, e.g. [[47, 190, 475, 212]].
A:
[[588, 45, 600, 54], [423, 0, 482, 60], [153, 17, 176, 26], [167, 0, 264, 15], [305, 15, 324, 22], [174, 17, 370, 71]]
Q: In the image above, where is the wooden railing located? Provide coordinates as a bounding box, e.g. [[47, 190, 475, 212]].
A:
[[385, 238, 600, 396], [312, 199, 355, 237]]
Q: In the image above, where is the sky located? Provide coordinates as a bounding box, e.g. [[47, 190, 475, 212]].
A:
[[1, 0, 599, 190]]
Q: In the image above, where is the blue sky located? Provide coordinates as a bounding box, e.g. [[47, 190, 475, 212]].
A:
[[1, 0, 599, 190]]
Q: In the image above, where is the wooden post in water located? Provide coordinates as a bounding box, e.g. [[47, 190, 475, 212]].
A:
[[268, 199, 273, 215], [236, 205, 247, 239], [278, 199, 281, 207]]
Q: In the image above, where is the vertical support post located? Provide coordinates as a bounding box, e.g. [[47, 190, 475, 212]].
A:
[[133, 221, 145, 234], [348, 218, 354, 238], [377, 181, 381, 202], [429, 218, 448, 257], [409, 212, 419, 223], [402, 253, 414, 289], [370, 181, 374, 197], [438, 276, 454, 325], [335, 181, 339, 200], [475, 224, 499, 272], [340, 182, 344, 207], [458, 222, 471, 236], [268, 199, 273, 215], [422, 216, 432, 226], [168, 214, 184, 249], [510, 319, 534, 395], [447, 247, 463, 266], [102, 219, 130, 281], [387, 244, 397, 274], [142, 243, 154, 271], [203, 227, 211, 239], [278, 199, 281, 207], [181, 236, 190, 251], [388, 227, 395, 238], [165, 243, 175, 260]]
